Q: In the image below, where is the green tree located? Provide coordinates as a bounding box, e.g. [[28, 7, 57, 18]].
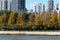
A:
[[23, 13, 29, 26], [0, 10, 11, 16]]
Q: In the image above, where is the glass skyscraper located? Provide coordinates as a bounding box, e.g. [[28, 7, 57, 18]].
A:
[[4, 0, 8, 10], [48, 0, 54, 12], [11, 0, 25, 12]]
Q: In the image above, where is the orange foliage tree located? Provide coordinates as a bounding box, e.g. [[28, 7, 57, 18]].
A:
[[27, 13, 33, 27], [0, 13, 7, 26], [16, 12, 23, 26], [2, 13, 7, 25], [41, 11, 50, 27]]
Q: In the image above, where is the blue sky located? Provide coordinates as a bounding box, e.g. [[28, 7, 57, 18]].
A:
[[26, 0, 58, 11]]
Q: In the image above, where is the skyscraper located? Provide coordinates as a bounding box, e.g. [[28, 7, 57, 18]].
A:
[[4, 0, 8, 10], [7, 0, 11, 11], [48, 0, 54, 12], [56, 3, 58, 10], [0, 0, 2, 10], [35, 3, 45, 13], [11, 0, 26, 12], [0, 0, 11, 11], [59, 0, 60, 13]]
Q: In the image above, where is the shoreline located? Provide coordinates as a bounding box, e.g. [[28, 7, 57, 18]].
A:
[[0, 31, 60, 36]]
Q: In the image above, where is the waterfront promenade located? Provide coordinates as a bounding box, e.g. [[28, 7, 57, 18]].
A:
[[0, 31, 60, 36]]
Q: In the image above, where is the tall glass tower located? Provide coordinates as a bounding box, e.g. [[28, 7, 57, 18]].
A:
[[11, 0, 25, 12], [48, 0, 54, 12], [4, 0, 8, 10]]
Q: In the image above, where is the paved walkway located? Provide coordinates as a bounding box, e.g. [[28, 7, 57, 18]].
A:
[[0, 31, 60, 36]]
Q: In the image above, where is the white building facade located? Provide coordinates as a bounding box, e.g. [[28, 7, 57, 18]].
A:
[[0, 0, 11, 11], [58, 0, 60, 13], [35, 3, 45, 13], [7, 0, 11, 11]]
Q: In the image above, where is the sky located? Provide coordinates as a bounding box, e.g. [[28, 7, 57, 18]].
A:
[[26, 0, 58, 11]]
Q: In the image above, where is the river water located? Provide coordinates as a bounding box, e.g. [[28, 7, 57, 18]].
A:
[[0, 35, 59, 40]]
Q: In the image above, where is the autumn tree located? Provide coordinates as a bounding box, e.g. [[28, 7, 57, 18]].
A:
[[48, 10, 58, 29], [16, 12, 23, 26], [27, 13, 33, 28], [58, 13, 60, 28], [8, 11, 16, 26], [34, 13, 41, 28], [41, 11, 50, 29], [0, 13, 7, 25], [0, 16, 3, 26], [2, 13, 7, 26]]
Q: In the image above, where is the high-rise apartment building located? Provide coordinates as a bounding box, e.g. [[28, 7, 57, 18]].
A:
[[59, 0, 60, 13], [35, 3, 45, 13], [48, 0, 54, 12], [0, 0, 11, 11], [0, 0, 2, 10], [7, 0, 11, 11], [0, 0, 26, 12], [11, 0, 26, 12]]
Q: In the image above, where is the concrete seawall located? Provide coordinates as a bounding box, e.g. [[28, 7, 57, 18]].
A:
[[0, 31, 60, 36]]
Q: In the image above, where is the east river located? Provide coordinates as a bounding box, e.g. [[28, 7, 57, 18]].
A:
[[0, 35, 59, 40]]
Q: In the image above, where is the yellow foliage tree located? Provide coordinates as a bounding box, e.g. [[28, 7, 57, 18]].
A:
[[48, 10, 58, 27], [34, 13, 40, 26], [58, 13, 60, 27], [8, 11, 16, 26]]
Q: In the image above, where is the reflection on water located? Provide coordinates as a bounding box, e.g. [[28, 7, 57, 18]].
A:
[[0, 35, 59, 40]]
